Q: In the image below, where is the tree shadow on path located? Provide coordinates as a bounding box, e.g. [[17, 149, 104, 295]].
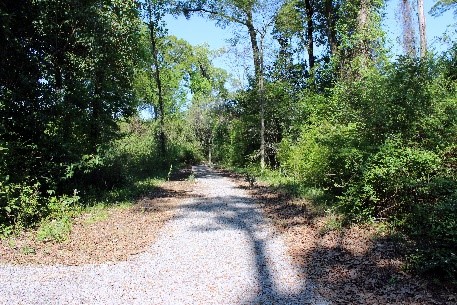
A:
[[180, 165, 329, 305], [244, 176, 454, 304]]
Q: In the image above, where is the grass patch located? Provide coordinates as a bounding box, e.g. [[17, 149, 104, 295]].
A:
[[20, 244, 36, 255], [319, 212, 344, 235], [82, 176, 164, 207], [36, 216, 72, 243], [84, 205, 110, 225], [11, 172, 168, 245], [187, 173, 196, 182]]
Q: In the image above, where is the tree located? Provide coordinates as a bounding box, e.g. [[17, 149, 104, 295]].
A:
[[430, 0, 457, 16], [273, 0, 313, 82], [142, 0, 168, 155], [399, 0, 416, 56], [417, 0, 427, 58], [333, 0, 384, 78], [315, 0, 340, 57], [0, 0, 142, 184], [304, 0, 315, 70], [179, 0, 283, 169], [185, 44, 229, 163], [0, 0, 143, 228]]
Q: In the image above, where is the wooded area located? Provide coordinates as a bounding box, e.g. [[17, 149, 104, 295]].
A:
[[1, 0, 456, 284]]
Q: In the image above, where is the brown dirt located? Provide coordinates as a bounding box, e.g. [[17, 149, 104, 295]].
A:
[[222, 170, 456, 305], [0, 172, 195, 266]]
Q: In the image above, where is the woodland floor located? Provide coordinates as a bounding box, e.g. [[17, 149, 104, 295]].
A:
[[0, 170, 194, 265], [244, 180, 456, 304], [0, 166, 455, 304]]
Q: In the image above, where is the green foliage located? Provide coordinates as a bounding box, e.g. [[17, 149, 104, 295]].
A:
[[36, 216, 72, 243], [0, 0, 145, 232], [430, 0, 457, 17], [34, 189, 78, 243], [0, 179, 43, 230], [338, 139, 444, 221], [404, 197, 457, 280], [1, 0, 456, 287], [0, 178, 80, 236], [274, 52, 457, 281], [278, 125, 330, 185]]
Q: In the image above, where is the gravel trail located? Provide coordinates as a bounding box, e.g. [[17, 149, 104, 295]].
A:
[[0, 165, 328, 305]]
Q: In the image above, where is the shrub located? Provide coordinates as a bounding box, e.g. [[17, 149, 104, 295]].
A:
[[338, 139, 444, 220], [405, 197, 457, 282], [0, 178, 79, 236], [0, 179, 44, 231], [278, 124, 331, 186]]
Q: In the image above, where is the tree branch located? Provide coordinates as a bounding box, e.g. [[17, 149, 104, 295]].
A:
[[183, 7, 249, 27]]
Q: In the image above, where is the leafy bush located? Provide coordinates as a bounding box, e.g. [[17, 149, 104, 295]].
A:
[[338, 138, 444, 221], [278, 124, 331, 186], [0, 179, 44, 231], [406, 197, 457, 282], [274, 55, 457, 282], [0, 178, 80, 236]]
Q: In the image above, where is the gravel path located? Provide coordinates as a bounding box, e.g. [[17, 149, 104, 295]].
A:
[[0, 165, 328, 305]]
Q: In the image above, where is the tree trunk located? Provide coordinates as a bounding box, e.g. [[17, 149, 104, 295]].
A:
[[148, 1, 166, 155], [246, 11, 265, 170], [90, 69, 103, 153], [208, 136, 212, 164], [304, 0, 315, 70], [357, 0, 370, 64], [400, 0, 416, 57], [259, 36, 266, 170], [324, 0, 338, 56], [90, 97, 102, 154], [247, 12, 261, 79], [417, 0, 427, 58]]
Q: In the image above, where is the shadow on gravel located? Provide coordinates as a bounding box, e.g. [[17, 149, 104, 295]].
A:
[[240, 178, 455, 304], [180, 165, 327, 305], [187, 165, 455, 305], [183, 197, 323, 304]]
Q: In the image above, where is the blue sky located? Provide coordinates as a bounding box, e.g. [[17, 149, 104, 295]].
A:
[[163, 1, 456, 74]]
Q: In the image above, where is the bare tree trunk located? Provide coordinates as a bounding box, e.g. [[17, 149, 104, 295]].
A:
[[246, 11, 265, 170], [304, 0, 315, 70], [259, 35, 265, 170], [417, 0, 427, 58], [357, 0, 370, 64], [400, 0, 416, 56], [324, 0, 338, 56], [208, 136, 213, 164], [148, 1, 166, 155]]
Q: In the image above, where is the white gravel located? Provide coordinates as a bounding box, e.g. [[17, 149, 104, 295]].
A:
[[0, 165, 329, 305]]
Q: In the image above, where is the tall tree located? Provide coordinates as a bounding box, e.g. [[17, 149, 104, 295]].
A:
[[357, 0, 370, 63], [0, 0, 142, 184], [417, 0, 427, 57], [187, 47, 229, 163], [304, 0, 315, 70], [274, 0, 314, 75], [333, 0, 384, 78], [144, 0, 168, 155], [316, 0, 340, 57], [179, 0, 282, 169], [400, 0, 416, 56]]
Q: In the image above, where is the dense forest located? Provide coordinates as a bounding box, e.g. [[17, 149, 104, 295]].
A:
[[1, 0, 456, 283]]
